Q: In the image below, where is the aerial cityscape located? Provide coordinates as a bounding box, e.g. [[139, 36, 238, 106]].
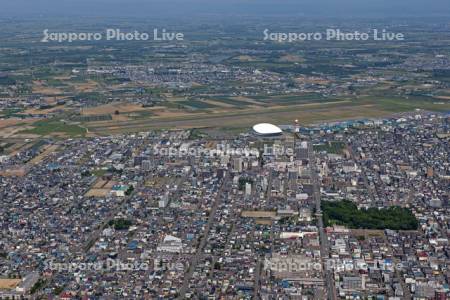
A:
[[0, 0, 449, 299]]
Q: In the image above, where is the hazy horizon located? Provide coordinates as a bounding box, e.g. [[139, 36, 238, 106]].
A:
[[1, 0, 450, 18]]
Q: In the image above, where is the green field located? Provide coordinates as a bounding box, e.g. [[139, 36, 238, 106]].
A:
[[250, 93, 329, 105], [0, 108, 24, 118], [374, 97, 450, 112], [179, 100, 218, 109], [127, 111, 155, 120], [21, 119, 87, 137], [72, 115, 112, 122], [210, 97, 251, 107]]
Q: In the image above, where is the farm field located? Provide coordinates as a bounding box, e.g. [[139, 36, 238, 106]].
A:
[[20, 119, 87, 138], [2, 93, 449, 138], [83, 96, 450, 134]]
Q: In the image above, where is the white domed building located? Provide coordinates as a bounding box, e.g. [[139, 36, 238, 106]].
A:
[[252, 123, 283, 137]]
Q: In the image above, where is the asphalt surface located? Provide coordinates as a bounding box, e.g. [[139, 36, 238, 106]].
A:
[[307, 141, 337, 300], [178, 179, 226, 298]]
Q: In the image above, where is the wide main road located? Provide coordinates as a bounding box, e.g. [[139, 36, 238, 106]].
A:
[[307, 141, 337, 300], [178, 177, 227, 298]]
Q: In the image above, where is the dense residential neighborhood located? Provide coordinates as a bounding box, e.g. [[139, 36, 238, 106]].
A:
[[0, 112, 448, 299], [1, 3, 450, 298]]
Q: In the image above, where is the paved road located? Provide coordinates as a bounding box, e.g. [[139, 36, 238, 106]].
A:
[[178, 179, 226, 298], [307, 141, 337, 300]]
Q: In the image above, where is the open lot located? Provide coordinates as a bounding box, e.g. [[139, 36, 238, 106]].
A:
[[0, 278, 21, 290], [81, 102, 148, 115], [85, 179, 117, 197], [242, 210, 277, 218], [28, 144, 59, 165], [0, 167, 28, 177]]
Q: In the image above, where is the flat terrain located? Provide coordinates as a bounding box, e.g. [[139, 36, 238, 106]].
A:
[[20, 119, 87, 138], [85, 179, 117, 197], [0, 279, 21, 289], [28, 144, 59, 165], [82, 97, 450, 134]]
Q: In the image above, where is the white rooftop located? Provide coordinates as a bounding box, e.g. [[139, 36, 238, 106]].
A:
[[252, 123, 283, 135]]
